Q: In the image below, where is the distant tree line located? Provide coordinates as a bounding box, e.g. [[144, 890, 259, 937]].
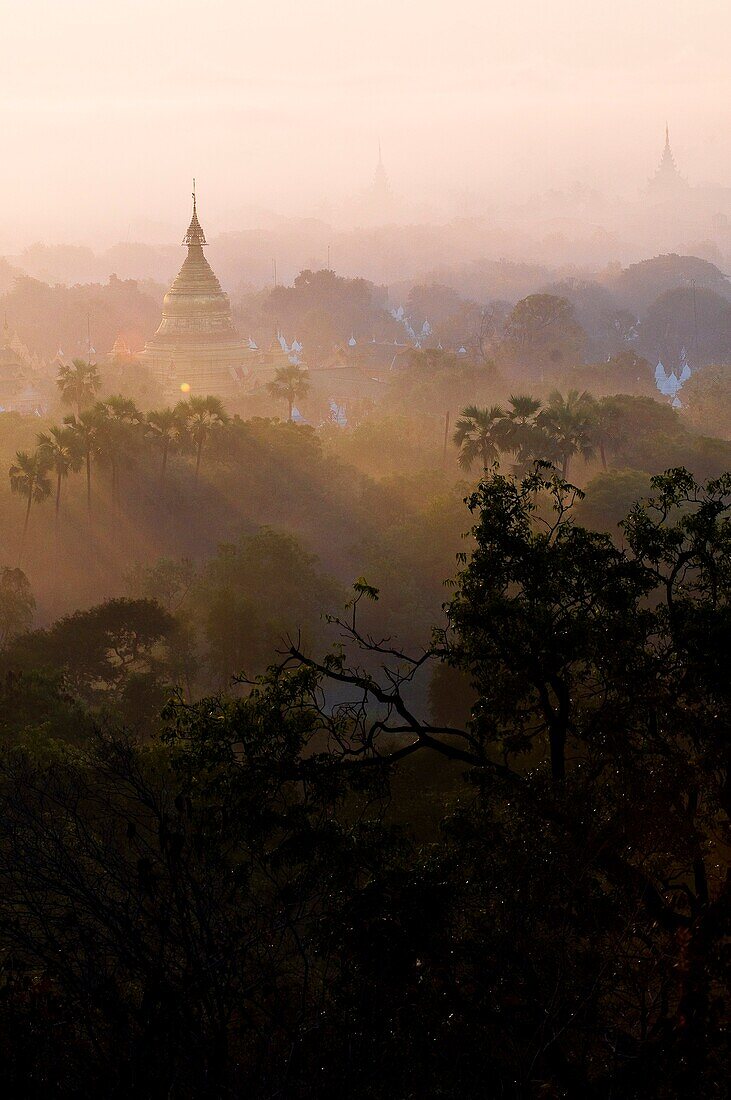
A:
[[453, 389, 620, 479], [7, 361, 230, 560]]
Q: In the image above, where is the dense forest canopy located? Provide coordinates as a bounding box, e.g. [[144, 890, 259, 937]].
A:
[[0, 245, 730, 1097], [2, 0, 730, 1091], [0, 462, 729, 1096]]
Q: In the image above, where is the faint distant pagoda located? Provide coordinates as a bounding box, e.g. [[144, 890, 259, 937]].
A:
[[140, 184, 255, 400], [354, 141, 397, 225], [648, 124, 689, 199], [371, 142, 392, 213]]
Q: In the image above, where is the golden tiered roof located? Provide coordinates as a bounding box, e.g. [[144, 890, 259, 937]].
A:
[[140, 187, 257, 400], [148, 189, 238, 348]]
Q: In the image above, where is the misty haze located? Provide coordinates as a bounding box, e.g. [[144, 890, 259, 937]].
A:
[[0, 1, 729, 1097]]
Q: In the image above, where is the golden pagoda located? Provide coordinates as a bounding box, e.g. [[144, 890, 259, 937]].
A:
[[140, 186, 256, 400]]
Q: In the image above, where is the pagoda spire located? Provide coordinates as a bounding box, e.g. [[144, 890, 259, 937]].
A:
[[659, 123, 677, 170], [648, 122, 686, 195], [183, 179, 207, 247]]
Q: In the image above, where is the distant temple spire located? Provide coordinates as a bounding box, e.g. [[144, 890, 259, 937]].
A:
[[183, 180, 207, 247], [649, 123, 687, 197], [660, 123, 676, 171], [371, 141, 392, 210]]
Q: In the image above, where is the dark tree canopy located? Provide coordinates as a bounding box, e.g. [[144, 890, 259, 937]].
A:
[[0, 461, 729, 1097]]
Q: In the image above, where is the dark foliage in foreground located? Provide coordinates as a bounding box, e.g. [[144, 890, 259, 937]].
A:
[[0, 467, 728, 1097]]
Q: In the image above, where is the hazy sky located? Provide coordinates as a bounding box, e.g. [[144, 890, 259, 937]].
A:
[[1, 0, 729, 246]]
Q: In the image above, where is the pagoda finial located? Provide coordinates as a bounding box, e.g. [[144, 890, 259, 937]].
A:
[[183, 181, 207, 248]]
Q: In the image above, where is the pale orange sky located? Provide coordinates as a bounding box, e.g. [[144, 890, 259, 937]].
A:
[[1, 0, 729, 246]]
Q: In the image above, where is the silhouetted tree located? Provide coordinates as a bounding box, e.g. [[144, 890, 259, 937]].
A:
[[56, 358, 101, 416], [176, 395, 228, 485], [0, 468, 729, 1093], [146, 407, 181, 485], [277, 465, 731, 1094], [8, 448, 52, 559], [537, 389, 596, 478], [37, 425, 82, 529], [453, 404, 506, 471], [64, 407, 104, 518], [267, 364, 310, 422], [95, 395, 142, 506]]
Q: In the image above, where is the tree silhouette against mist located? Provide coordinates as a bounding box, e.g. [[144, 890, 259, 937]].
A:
[[453, 404, 507, 471], [176, 395, 228, 486], [96, 396, 143, 508], [37, 425, 83, 532], [498, 394, 545, 472], [537, 389, 597, 479], [9, 448, 52, 560], [64, 408, 105, 519], [452, 392, 622, 480], [267, 364, 310, 422], [56, 359, 101, 417], [146, 407, 182, 486]]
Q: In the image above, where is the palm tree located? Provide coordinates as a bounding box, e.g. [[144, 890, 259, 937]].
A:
[[537, 390, 596, 479], [498, 394, 544, 472], [176, 395, 229, 485], [9, 449, 52, 560], [64, 408, 104, 517], [590, 399, 623, 471], [453, 404, 507, 472], [146, 407, 180, 486], [57, 359, 101, 416], [36, 425, 82, 530], [95, 396, 142, 506], [505, 394, 542, 431], [267, 364, 310, 422]]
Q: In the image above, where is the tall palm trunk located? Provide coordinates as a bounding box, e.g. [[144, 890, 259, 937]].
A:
[[52, 470, 63, 596], [19, 490, 33, 564], [161, 439, 170, 486], [86, 448, 92, 518]]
